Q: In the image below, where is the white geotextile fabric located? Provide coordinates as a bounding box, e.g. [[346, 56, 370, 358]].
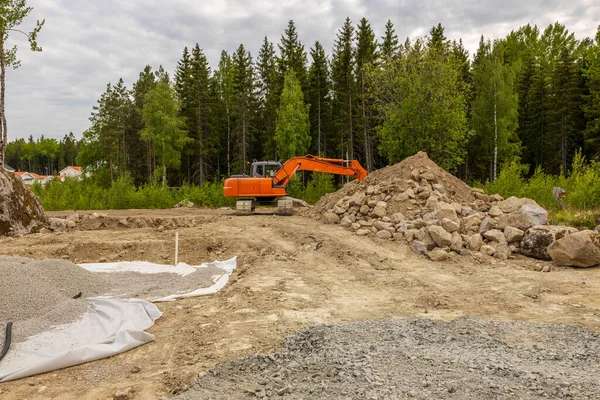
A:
[[0, 257, 237, 382], [0, 298, 161, 382]]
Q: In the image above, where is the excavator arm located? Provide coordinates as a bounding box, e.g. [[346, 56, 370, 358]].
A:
[[271, 155, 368, 187]]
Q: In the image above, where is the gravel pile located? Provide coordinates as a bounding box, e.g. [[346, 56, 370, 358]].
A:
[[0, 256, 111, 342], [312, 152, 562, 263], [0, 256, 226, 343], [175, 318, 600, 400]]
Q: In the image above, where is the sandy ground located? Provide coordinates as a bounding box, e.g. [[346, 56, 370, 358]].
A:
[[0, 208, 599, 399]]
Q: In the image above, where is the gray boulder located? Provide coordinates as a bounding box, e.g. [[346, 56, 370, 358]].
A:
[[497, 196, 538, 213], [547, 230, 600, 267], [0, 167, 45, 235], [520, 204, 548, 226], [521, 225, 578, 260]]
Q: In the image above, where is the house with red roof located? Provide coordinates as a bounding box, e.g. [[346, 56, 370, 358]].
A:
[[58, 166, 83, 180]]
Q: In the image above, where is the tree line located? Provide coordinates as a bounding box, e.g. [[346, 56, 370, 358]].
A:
[[5, 19, 600, 187]]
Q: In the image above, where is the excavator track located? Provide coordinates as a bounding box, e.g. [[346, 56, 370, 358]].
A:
[[277, 199, 294, 216], [236, 200, 254, 215]]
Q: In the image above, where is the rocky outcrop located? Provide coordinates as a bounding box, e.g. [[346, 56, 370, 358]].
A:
[[547, 230, 600, 267], [0, 167, 45, 236], [521, 225, 578, 260]]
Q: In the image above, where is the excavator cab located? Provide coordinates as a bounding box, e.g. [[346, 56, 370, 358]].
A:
[[251, 161, 282, 178]]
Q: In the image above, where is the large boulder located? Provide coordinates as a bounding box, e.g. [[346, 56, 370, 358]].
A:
[[547, 230, 600, 267], [521, 225, 578, 260], [496, 204, 549, 231], [0, 167, 45, 235], [520, 204, 548, 226], [497, 196, 538, 213]]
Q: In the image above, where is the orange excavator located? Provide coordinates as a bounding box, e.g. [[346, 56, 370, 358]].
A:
[[223, 154, 368, 214]]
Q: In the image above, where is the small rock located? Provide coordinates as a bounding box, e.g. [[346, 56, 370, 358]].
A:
[[376, 230, 393, 239], [322, 212, 340, 224], [441, 218, 460, 233], [349, 191, 367, 207], [356, 229, 371, 236], [410, 240, 428, 255], [421, 172, 435, 181], [428, 225, 453, 247], [450, 232, 463, 252], [428, 249, 450, 261], [340, 216, 353, 228], [360, 205, 370, 215], [371, 203, 387, 219], [483, 229, 507, 244], [467, 234, 483, 252], [130, 366, 141, 374], [504, 227, 524, 243], [478, 217, 496, 233], [391, 212, 405, 224], [114, 387, 133, 400], [488, 205, 503, 218], [481, 244, 496, 256]]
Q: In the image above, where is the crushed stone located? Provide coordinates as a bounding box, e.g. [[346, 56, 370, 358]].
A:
[[0, 256, 226, 344], [175, 318, 600, 400]]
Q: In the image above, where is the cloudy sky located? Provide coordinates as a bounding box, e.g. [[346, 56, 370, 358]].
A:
[[6, 0, 600, 142]]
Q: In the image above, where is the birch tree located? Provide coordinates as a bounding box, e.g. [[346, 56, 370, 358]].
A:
[[0, 0, 43, 166]]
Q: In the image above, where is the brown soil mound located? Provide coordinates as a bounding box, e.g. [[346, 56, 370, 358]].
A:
[[312, 152, 475, 217]]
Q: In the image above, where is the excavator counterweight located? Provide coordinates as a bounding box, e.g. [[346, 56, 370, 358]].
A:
[[223, 155, 368, 214]]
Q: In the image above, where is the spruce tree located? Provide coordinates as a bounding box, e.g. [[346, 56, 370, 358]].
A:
[[583, 26, 600, 159], [213, 51, 235, 176], [331, 17, 355, 159], [132, 66, 157, 181], [231, 44, 257, 174], [277, 20, 308, 94], [307, 41, 331, 156], [354, 17, 378, 171], [380, 20, 399, 60], [256, 36, 278, 159]]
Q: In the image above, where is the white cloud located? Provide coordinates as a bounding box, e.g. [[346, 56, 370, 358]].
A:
[[4, 0, 600, 141]]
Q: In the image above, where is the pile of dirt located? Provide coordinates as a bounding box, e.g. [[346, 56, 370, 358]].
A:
[[176, 318, 600, 399], [312, 152, 554, 262], [0, 167, 44, 236]]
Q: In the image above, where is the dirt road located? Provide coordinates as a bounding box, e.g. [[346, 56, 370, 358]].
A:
[[0, 208, 599, 399]]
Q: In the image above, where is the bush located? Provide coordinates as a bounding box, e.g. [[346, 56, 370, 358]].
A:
[[482, 153, 600, 229], [34, 175, 233, 211]]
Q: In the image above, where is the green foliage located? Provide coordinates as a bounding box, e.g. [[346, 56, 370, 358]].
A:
[[483, 152, 600, 215], [370, 32, 468, 172], [34, 175, 233, 211], [304, 173, 336, 204], [275, 70, 310, 161], [469, 37, 520, 181], [141, 80, 189, 185]]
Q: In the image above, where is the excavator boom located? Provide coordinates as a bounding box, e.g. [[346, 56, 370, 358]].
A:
[[271, 155, 368, 187]]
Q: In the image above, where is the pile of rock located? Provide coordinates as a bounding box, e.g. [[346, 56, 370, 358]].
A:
[[314, 152, 557, 262]]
